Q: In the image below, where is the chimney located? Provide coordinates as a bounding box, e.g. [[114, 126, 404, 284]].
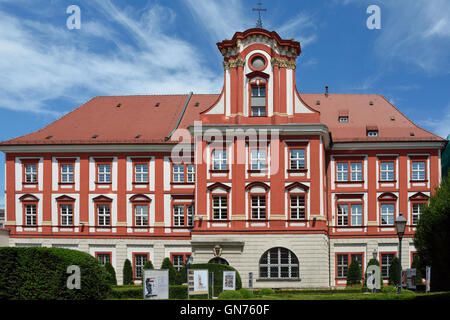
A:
[[325, 86, 329, 98]]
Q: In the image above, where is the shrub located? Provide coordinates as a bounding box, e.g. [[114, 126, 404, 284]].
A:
[[188, 263, 242, 297], [238, 288, 254, 299], [347, 260, 362, 286], [176, 266, 187, 285], [218, 290, 243, 300], [259, 288, 275, 295], [123, 259, 133, 285], [411, 254, 423, 284], [161, 258, 177, 285], [0, 247, 111, 300], [170, 285, 188, 299], [388, 257, 401, 286], [110, 285, 141, 299], [143, 260, 154, 270], [104, 262, 117, 285]]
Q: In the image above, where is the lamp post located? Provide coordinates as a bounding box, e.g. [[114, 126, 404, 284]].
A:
[[395, 212, 407, 294]]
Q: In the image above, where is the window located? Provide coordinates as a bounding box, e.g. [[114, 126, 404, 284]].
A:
[[250, 149, 266, 170], [96, 253, 111, 266], [97, 204, 110, 226], [336, 161, 363, 182], [251, 84, 266, 117], [251, 195, 266, 220], [172, 163, 195, 183], [351, 204, 363, 226], [187, 205, 194, 227], [135, 205, 148, 226], [412, 161, 426, 180], [380, 161, 395, 181], [25, 204, 37, 226], [61, 164, 74, 183], [212, 150, 227, 170], [172, 255, 184, 271], [290, 195, 305, 220], [412, 203, 424, 225], [337, 204, 348, 226], [380, 204, 395, 225], [212, 196, 227, 220], [173, 205, 184, 226], [98, 164, 111, 183], [134, 163, 148, 183], [60, 204, 73, 226], [336, 254, 348, 278], [336, 162, 348, 181], [289, 149, 305, 170], [134, 254, 148, 279], [24, 164, 38, 183], [381, 253, 395, 278], [172, 203, 194, 227], [173, 164, 184, 182], [367, 131, 378, 137], [337, 203, 363, 226], [259, 247, 299, 279], [337, 254, 363, 278], [338, 116, 348, 123], [350, 162, 362, 181], [187, 164, 195, 182]]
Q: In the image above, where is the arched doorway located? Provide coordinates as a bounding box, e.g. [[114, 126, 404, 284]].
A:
[[208, 257, 229, 265]]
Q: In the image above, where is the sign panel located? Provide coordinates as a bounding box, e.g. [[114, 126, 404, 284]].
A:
[[401, 268, 416, 290], [426, 266, 431, 293], [143, 269, 169, 300], [188, 270, 209, 295], [248, 272, 253, 290], [223, 271, 236, 291]]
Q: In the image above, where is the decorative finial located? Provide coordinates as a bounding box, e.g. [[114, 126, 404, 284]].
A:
[[252, 1, 266, 28]]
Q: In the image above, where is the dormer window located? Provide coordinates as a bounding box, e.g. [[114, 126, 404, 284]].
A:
[[251, 84, 266, 117], [367, 131, 378, 137], [338, 116, 348, 123]]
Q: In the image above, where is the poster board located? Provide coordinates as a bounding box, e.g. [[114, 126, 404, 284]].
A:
[[223, 271, 236, 291], [143, 269, 169, 299], [188, 269, 209, 295]]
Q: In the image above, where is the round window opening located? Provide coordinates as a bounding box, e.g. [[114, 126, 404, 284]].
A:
[[251, 56, 266, 70]]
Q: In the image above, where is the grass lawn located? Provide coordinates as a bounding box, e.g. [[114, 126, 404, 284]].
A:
[[109, 285, 450, 300]]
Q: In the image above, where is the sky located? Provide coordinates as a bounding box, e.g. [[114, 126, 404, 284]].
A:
[[0, 0, 450, 208]]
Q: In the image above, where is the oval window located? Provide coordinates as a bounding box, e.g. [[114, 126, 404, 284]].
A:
[[251, 56, 265, 70]]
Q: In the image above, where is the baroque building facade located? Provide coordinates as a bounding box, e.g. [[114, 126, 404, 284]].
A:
[[0, 28, 446, 288]]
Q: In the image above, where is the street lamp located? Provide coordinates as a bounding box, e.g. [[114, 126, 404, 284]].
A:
[[395, 212, 407, 294], [372, 248, 378, 261]]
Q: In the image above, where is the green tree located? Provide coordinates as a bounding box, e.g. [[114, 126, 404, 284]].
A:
[[388, 257, 400, 286], [346, 259, 362, 286], [411, 254, 423, 285], [123, 259, 133, 285], [104, 262, 117, 285], [414, 174, 450, 291], [160, 257, 177, 285]]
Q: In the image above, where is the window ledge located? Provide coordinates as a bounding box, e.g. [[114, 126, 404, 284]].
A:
[[95, 182, 112, 185], [170, 182, 195, 185], [132, 181, 149, 185], [378, 180, 397, 183], [58, 182, 75, 185], [409, 179, 428, 183], [247, 169, 268, 174], [22, 182, 38, 185], [209, 169, 230, 173], [287, 168, 308, 173]]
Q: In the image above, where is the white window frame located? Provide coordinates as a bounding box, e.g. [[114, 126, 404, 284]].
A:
[[173, 205, 185, 226], [25, 164, 38, 183], [60, 204, 73, 226], [351, 204, 363, 226], [173, 164, 184, 182], [212, 196, 227, 220], [134, 254, 148, 279], [412, 203, 424, 225], [134, 164, 148, 183], [290, 195, 305, 220], [25, 204, 37, 226], [380, 203, 395, 225], [337, 204, 348, 226], [251, 195, 266, 220], [98, 164, 111, 183], [97, 204, 111, 226], [187, 205, 194, 226], [61, 164, 74, 183], [290, 149, 305, 170], [250, 149, 267, 170], [134, 205, 148, 226], [337, 254, 349, 278], [336, 162, 348, 181], [212, 150, 227, 170], [186, 164, 195, 182], [350, 162, 362, 181], [411, 161, 426, 181], [259, 247, 299, 279], [380, 161, 395, 181]]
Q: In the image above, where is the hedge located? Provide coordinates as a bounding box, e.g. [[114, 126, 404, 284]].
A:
[[110, 285, 187, 299], [218, 290, 243, 300], [188, 263, 242, 297], [0, 247, 111, 300]]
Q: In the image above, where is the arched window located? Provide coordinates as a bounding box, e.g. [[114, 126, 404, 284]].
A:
[[259, 247, 299, 279], [208, 257, 229, 265]]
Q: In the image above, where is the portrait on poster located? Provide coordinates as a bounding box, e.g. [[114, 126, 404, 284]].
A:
[[143, 269, 169, 299], [223, 270, 236, 291]]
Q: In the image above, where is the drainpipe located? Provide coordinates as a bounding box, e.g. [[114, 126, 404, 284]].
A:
[[325, 148, 332, 289]]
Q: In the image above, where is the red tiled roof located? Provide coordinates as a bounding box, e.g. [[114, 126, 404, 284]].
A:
[[0, 93, 444, 146]]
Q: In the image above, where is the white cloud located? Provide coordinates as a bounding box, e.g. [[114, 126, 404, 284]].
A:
[[276, 12, 318, 46], [419, 104, 450, 139], [374, 0, 450, 73], [0, 1, 222, 115]]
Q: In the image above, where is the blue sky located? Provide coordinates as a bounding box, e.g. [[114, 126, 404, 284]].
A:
[[1, 0, 450, 208]]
